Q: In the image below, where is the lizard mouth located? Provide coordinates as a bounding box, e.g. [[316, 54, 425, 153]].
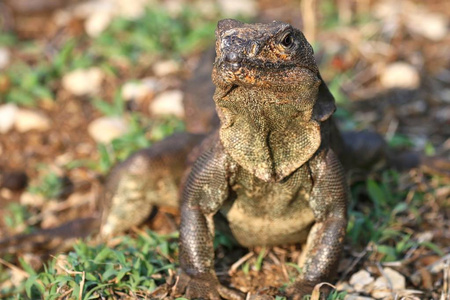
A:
[[216, 55, 318, 90]]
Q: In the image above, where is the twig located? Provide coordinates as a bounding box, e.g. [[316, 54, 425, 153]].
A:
[[0, 257, 29, 278], [339, 246, 368, 281], [57, 262, 85, 300], [228, 252, 254, 276], [377, 262, 395, 299], [385, 118, 399, 142], [57, 288, 73, 300]]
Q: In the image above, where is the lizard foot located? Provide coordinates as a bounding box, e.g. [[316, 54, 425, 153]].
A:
[[173, 272, 244, 300]]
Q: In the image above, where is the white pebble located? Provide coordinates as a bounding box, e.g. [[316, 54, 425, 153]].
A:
[[15, 109, 51, 132], [349, 269, 374, 292], [20, 192, 45, 207], [88, 116, 129, 143], [0, 103, 18, 133], [0, 47, 10, 70], [62, 68, 104, 96], [115, 0, 147, 19], [406, 12, 447, 41], [121, 79, 157, 102], [153, 60, 180, 77], [149, 90, 184, 117], [85, 12, 113, 37], [217, 0, 258, 17], [372, 267, 406, 299], [380, 62, 420, 89]]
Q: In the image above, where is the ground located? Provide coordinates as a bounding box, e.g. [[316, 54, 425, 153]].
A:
[[0, 0, 449, 299]]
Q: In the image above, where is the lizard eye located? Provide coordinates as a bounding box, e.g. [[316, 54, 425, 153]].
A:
[[281, 33, 294, 48]]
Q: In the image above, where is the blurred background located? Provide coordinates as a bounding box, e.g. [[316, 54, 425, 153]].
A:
[[0, 0, 449, 298]]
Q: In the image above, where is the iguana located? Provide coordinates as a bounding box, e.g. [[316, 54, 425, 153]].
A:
[[102, 19, 348, 299]]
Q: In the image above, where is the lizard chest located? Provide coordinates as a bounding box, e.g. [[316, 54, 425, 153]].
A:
[[220, 164, 315, 247]]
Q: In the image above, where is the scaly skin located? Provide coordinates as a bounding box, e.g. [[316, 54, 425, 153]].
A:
[[175, 19, 348, 299]]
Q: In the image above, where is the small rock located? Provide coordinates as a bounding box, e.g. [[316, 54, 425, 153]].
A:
[[335, 282, 354, 293], [40, 212, 60, 229], [121, 80, 156, 102], [0, 103, 18, 133], [88, 116, 129, 143], [15, 109, 51, 132], [149, 90, 184, 117], [73, 0, 115, 19], [85, 11, 113, 37], [115, 0, 147, 19], [217, 0, 258, 17], [415, 231, 433, 243], [62, 68, 104, 96], [192, 1, 217, 15], [373, 0, 399, 19], [0, 188, 13, 200], [53, 9, 72, 27], [55, 152, 74, 166], [349, 270, 374, 292], [406, 12, 447, 41], [380, 62, 420, 90], [76, 142, 95, 155], [153, 60, 180, 77], [20, 192, 45, 207], [372, 267, 406, 299], [163, 0, 184, 15], [0, 47, 10, 69]]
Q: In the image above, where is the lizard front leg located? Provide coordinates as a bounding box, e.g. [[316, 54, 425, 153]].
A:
[[177, 203, 243, 300], [174, 141, 244, 300], [287, 149, 348, 299]]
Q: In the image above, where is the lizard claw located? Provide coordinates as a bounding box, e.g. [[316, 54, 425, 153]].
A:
[[173, 272, 244, 300]]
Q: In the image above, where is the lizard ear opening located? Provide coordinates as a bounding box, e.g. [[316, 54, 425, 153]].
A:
[[312, 72, 336, 122]]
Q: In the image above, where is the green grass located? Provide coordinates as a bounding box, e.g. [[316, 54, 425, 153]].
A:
[[27, 167, 65, 200], [347, 170, 444, 262], [3, 203, 31, 233], [94, 5, 219, 61], [0, 3, 219, 107], [1, 230, 178, 298]]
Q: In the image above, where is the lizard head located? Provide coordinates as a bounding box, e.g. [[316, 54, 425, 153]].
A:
[[213, 19, 318, 92], [212, 19, 335, 122]]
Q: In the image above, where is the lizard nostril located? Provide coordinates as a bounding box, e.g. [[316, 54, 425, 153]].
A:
[[225, 52, 242, 63]]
